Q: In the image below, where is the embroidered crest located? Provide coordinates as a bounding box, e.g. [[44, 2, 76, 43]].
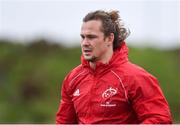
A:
[[101, 87, 118, 107], [102, 87, 117, 99]]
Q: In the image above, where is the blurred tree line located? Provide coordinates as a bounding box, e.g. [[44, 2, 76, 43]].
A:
[[0, 38, 179, 123]]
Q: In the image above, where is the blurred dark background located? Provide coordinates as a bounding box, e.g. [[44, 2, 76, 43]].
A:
[[0, 38, 179, 123]]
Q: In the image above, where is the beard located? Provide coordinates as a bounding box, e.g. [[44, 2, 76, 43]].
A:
[[82, 46, 98, 62], [83, 54, 97, 62]]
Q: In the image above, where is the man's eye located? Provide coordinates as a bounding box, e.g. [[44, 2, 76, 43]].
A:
[[88, 36, 96, 39], [81, 35, 85, 39]]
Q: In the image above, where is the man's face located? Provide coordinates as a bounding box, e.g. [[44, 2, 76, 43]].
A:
[[80, 20, 110, 62]]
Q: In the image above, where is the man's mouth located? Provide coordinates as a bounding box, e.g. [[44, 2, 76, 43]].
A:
[[83, 49, 92, 55]]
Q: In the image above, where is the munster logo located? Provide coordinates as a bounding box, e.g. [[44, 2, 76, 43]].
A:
[[102, 87, 117, 99], [101, 87, 118, 107]]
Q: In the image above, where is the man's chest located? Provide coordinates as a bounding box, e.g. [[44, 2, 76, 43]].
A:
[[70, 72, 130, 117]]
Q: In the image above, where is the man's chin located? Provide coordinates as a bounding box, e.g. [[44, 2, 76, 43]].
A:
[[84, 56, 96, 62]]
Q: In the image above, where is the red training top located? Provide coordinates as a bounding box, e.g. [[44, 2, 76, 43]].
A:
[[56, 42, 172, 124]]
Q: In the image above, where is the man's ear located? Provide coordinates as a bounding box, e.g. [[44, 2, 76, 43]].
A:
[[107, 33, 114, 46]]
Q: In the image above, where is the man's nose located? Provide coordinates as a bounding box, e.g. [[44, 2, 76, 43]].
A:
[[82, 38, 90, 46]]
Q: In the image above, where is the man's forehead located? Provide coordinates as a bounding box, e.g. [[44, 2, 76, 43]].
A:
[[82, 20, 102, 28], [81, 20, 103, 33]]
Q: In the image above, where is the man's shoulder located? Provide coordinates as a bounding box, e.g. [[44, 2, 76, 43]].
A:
[[115, 62, 159, 91], [64, 64, 84, 82], [118, 61, 155, 78], [125, 62, 158, 84]]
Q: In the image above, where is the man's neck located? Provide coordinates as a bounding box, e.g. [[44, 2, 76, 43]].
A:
[[89, 48, 113, 70]]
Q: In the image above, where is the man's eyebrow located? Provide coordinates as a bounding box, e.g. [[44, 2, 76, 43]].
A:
[[80, 34, 97, 37]]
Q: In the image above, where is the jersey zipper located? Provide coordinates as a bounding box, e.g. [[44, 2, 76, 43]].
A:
[[86, 69, 97, 123]]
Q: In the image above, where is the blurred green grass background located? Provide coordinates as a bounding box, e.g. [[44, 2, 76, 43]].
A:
[[0, 39, 179, 123]]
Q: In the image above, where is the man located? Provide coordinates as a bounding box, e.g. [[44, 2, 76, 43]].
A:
[[56, 10, 172, 124]]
